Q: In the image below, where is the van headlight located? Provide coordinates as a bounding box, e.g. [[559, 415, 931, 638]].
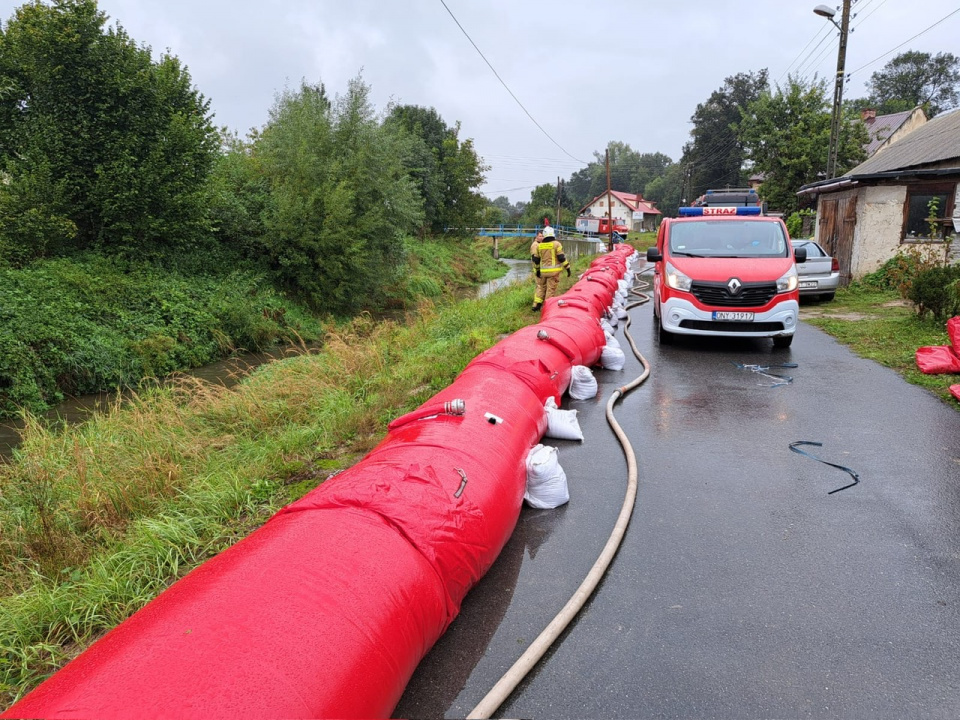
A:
[[777, 266, 799, 293], [665, 262, 692, 291]]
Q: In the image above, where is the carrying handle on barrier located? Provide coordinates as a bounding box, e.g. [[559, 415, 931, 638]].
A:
[[536, 329, 576, 360]]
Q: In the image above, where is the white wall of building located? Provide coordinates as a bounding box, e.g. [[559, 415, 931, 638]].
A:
[[852, 185, 906, 278], [584, 196, 629, 223]]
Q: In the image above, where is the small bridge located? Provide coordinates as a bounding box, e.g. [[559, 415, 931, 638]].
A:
[[466, 225, 610, 260]]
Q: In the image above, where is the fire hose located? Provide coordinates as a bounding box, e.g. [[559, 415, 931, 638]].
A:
[[468, 270, 653, 719]]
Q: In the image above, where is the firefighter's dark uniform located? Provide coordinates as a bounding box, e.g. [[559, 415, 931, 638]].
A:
[[531, 227, 570, 310]]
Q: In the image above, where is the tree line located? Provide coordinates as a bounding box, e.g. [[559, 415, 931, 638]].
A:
[[487, 51, 960, 222], [0, 0, 490, 316]]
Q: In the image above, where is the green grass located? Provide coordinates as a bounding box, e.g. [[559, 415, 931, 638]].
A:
[[802, 283, 958, 405], [0, 253, 590, 705]]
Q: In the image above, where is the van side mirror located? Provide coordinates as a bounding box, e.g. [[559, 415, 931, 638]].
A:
[[646, 247, 662, 262], [793, 247, 807, 264]]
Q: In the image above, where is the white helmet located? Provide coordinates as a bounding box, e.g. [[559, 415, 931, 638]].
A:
[[542, 226, 555, 239]]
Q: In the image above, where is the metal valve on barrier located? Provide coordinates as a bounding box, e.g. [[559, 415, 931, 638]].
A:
[[536, 329, 576, 360], [388, 398, 466, 430]]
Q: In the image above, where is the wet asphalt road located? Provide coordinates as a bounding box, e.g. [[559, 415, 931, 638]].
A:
[[395, 275, 960, 720]]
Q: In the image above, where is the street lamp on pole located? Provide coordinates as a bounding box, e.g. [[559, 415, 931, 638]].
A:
[[814, 1, 852, 180]]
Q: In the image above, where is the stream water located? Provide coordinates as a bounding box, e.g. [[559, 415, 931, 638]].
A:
[[0, 259, 533, 461]]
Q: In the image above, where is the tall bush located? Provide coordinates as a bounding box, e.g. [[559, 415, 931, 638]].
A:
[[907, 265, 960, 321], [255, 78, 424, 315], [0, 0, 218, 261]]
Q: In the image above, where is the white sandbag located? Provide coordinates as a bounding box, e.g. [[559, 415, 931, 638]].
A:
[[600, 345, 626, 370], [605, 309, 619, 327], [544, 397, 584, 441], [600, 318, 615, 335], [605, 333, 621, 350], [569, 364, 598, 399], [615, 306, 628, 320], [524, 444, 570, 509]]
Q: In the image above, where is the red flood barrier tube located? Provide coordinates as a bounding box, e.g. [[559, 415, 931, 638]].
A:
[[4, 245, 636, 720]]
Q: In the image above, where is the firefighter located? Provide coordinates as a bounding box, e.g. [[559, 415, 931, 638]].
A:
[[530, 225, 570, 311]]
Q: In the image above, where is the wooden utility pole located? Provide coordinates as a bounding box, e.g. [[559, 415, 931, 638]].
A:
[[605, 149, 613, 251], [556, 176, 562, 232], [828, 0, 851, 179]]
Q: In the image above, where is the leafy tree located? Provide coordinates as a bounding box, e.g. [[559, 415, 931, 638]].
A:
[[864, 51, 960, 118], [205, 130, 269, 257], [489, 195, 523, 222], [529, 183, 558, 209], [683, 70, 769, 199], [564, 143, 672, 210], [643, 162, 685, 217], [738, 75, 867, 213], [0, 0, 218, 261], [255, 78, 424, 315], [386, 104, 487, 234]]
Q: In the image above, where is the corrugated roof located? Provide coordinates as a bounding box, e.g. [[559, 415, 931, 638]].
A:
[[863, 109, 914, 156], [846, 108, 960, 177]]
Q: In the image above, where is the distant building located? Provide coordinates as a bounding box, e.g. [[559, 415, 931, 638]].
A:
[[861, 106, 928, 158], [578, 191, 661, 232]]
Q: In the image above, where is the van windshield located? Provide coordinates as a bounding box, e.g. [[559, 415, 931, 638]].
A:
[[669, 220, 788, 258]]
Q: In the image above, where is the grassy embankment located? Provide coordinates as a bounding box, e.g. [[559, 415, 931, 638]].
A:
[[801, 282, 958, 405], [0, 242, 581, 705], [0, 238, 505, 420]]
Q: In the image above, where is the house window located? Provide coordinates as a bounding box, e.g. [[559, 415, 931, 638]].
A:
[[904, 184, 955, 240]]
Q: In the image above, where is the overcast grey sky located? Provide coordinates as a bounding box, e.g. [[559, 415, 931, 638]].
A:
[[2, 0, 959, 203]]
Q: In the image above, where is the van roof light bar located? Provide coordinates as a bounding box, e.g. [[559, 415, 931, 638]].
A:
[[679, 206, 762, 216]]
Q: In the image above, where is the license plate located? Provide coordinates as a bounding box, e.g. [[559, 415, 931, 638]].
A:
[[799, 280, 817, 289], [713, 311, 754, 321]]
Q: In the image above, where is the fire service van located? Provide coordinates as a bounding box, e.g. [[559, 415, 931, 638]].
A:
[[645, 206, 807, 348]]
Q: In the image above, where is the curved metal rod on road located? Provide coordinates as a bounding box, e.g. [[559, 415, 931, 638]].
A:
[[468, 270, 653, 720]]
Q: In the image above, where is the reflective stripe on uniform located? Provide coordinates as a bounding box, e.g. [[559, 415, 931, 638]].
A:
[[537, 241, 564, 272]]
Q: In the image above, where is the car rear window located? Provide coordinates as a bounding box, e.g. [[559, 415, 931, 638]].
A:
[[670, 220, 788, 258], [793, 241, 825, 258]]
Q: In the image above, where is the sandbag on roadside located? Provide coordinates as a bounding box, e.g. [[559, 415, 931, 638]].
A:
[[948, 316, 960, 349], [568, 365, 598, 400], [524, 444, 570, 509], [543, 397, 584, 441], [915, 345, 960, 374], [600, 344, 626, 371], [916, 316, 960, 374]]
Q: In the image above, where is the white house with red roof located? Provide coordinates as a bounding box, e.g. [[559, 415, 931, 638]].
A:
[[578, 190, 661, 232]]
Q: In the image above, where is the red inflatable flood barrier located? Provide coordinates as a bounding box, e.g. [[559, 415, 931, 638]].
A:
[[4, 248, 636, 719]]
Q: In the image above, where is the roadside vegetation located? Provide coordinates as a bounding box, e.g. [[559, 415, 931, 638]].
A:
[[0, 257, 579, 704], [801, 253, 960, 407]]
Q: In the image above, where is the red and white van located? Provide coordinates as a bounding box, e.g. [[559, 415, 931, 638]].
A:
[[645, 206, 807, 348]]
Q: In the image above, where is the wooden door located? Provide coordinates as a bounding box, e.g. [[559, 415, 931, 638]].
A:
[[817, 194, 857, 285]]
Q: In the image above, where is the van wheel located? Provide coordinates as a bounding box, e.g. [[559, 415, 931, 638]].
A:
[[772, 335, 793, 349], [656, 317, 675, 345]]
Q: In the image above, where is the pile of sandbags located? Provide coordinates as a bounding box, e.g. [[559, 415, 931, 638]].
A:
[[915, 316, 960, 401]]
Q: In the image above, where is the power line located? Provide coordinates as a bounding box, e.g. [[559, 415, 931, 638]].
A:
[[438, 0, 587, 165], [849, 5, 960, 76], [779, 24, 834, 85]]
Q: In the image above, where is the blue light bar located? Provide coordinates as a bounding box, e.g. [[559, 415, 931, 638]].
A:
[[679, 206, 762, 216]]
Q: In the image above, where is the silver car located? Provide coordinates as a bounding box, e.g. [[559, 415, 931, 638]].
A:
[[791, 239, 840, 301]]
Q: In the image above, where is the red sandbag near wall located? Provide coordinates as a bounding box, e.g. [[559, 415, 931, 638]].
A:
[[948, 316, 960, 350], [5, 247, 635, 720], [915, 344, 960, 374]]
